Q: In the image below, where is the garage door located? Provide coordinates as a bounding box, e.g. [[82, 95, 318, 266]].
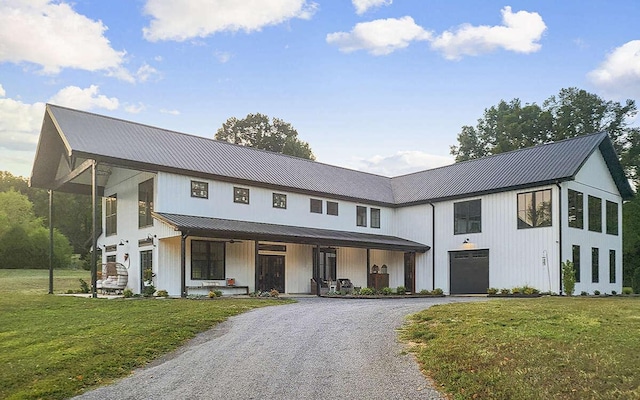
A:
[[449, 250, 489, 294]]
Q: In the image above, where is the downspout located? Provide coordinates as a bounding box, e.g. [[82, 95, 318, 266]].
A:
[[429, 202, 435, 291], [181, 232, 188, 298], [555, 182, 563, 295], [48, 190, 54, 295]]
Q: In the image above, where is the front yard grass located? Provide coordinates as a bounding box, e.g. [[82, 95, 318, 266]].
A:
[[0, 269, 291, 399], [401, 297, 640, 400]]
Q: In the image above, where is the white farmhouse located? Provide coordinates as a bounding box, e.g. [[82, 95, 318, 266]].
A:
[[30, 105, 634, 296]]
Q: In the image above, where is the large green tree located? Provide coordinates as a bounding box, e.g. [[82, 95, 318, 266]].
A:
[[215, 113, 315, 160]]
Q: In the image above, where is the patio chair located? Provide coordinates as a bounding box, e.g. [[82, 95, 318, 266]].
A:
[[97, 262, 129, 294]]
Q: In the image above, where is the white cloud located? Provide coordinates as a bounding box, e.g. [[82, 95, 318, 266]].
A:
[[160, 108, 180, 115], [136, 63, 161, 82], [48, 85, 119, 110], [0, 0, 128, 76], [430, 6, 546, 60], [352, 0, 392, 15], [0, 84, 5, 97], [143, 0, 318, 41], [588, 40, 640, 97], [326, 16, 431, 55], [125, 103, 146, 114], [215, 51, 232, 63], [353, 151, 454, 177]]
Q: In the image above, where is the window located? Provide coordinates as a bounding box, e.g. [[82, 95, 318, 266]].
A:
[[606, 201, 618, 235], [140, 250, 153, 291], [191, 241, 225, 280], [273, 193, 287, 209], [234, 187, 249, 204], [371, 208, 381, 229], [327, 201, 338, 216], [138, 179, 154, 228], [106, 255, 116, 263], [592, 247, 599, 283], [105, 195, 117, 236], [517, 189, 551, 229], [356, 206, 367, 227], [191, 181, 208, 198], [609, 249, 616, 283], [588, 196, 602, 232], [310, 198, 322, 213], [454, 199, 481, 234], [572, 245, 581, 283], [313, 247, 336, 282], [568, 189, 583, 229]]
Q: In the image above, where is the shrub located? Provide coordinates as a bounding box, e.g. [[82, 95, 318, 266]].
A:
[[269, 289, 280, 298], [580, 291, 588, 296], [396, 285, 407, 295], [611, 290, 617, 295], [622, 287, 633, 295], [432, 288, 444, 295], [123, 288, 133, 298], [381, 287, 393, 295], [208, 289, 222, 298], [352, 287, 361, 295], [594, 290, 601, 296], [522, 285, 539, 295], [487, 287, 498, 295], [156, 289, 169, 298], [500, 288, 511, 295], [65, 289, 74, 294], [419, 289, 431, 295], [78, 278, 90, 293], [142, 285, 156, 297], [359, 287, 375, 295], [561, 260, 576, 295], [512, 287, 521, 294]]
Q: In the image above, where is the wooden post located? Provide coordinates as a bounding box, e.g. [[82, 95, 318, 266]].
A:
[[91, 161, 98, 298], [315, 244, 321, 296], [366, 248, 371, 288], [255, 240, 260, 292], [181, 233, 187, 297]]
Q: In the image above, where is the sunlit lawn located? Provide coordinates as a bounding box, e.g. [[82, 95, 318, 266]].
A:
[[0, 269, 291, 399], [401, 297, 640, 400]]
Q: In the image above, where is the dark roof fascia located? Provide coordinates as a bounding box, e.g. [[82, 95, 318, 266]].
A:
[[597, 139, 634, 200], [154, 213, 429, 253]]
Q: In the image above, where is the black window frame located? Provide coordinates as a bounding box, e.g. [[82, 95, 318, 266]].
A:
[[606, 200, 618, 235], [191, 180, 209, 199], [517, 189, 552, 229], [191, 240, 225, 280], [138, 179, 154, 228], [310, 198, 322, 213], [233, 187, 250, 204], [105, 194, 117, 236], [609, 249, 616, 284], [313, 247, 337, 282], [327, 201, 338, 216], [370, 208, 381, 229], [454, 199, 481, 234], [568, 189, 583, 229], [592, 247, 599, 283], [588, 195, 602, 232], [356, 206, 367, 227], [273, 193, 287, 209], [572, 244, 581, 283]]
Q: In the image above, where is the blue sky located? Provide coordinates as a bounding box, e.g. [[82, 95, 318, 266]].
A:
[[1, 0, 639, 178]]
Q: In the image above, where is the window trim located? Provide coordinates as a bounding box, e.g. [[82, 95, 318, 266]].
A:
[[356, 206, 367, 227], [568, 189, 584, 229], [370, 208, 381, 229], [273, 193, 287, 209], [310, 198, 322, 214], [191, 180, 209, 199], [233, 187, 250, 204], [453, 199, 481, 235], [327, 201, 338, 216], [105, 194, 117, 236], [588, 195, 602, 232], [517, 189, 552, 229], [138, 179, 154, 228], [191, 240, 226, 280], [606, 200, 618, 235]]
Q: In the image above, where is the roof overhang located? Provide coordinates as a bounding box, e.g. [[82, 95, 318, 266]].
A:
[[154, 212, 430, 253]]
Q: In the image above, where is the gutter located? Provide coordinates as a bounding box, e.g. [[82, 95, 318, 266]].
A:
[[555, 182, 563, 295], [429, 202, 435, 291]]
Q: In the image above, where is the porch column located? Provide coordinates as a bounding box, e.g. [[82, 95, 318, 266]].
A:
[[254, 240, 259, 292], [180, 233, 187, 298], [91, 160, 98, 299], [48, 189, 53, 294], [366, 248, 371, 288], [315, 244, 321, 296]]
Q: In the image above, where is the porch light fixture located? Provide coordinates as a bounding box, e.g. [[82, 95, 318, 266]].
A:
[[462, 238, 475, 250], [118, 240, 128, 246]]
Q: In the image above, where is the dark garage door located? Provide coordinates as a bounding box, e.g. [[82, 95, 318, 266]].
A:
[[449, 250, 489, 294]]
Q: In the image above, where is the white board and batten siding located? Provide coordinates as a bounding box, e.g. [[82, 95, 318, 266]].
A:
[[432, 186, 560, 294], [563, 149, 623, 294]]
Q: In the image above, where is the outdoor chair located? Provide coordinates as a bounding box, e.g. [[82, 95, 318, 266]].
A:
[[337, 278, 353, 294], [97, 262, 129, 294]]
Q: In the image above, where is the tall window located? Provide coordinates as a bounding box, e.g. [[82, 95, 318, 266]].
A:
[[313, 247, 336, 282], [191, 241, 225, 280], [105, 195, 117, 236], [606, 201, 618, 235], [310, 198, 322, 213], [454, 199, 481, 234], [273, 193, 287, 209], [191, 181, 208, 198], [517, 189, 551, 229], [609, 250, 616, 284], [234, 187, 249, 204], [327, 201, 338, 216], [140, 250, 153, 291], [588, 196, 602, 232], [572, 245, 581, 283], [138, 179, 154, 228], [370, 208, 381, 229], [568, 189, 583, 229], [592, 247, 599, 283], [356, 206, 367, 227]]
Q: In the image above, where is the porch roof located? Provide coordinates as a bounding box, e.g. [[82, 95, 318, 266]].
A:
[[154, 213, 430, 253]]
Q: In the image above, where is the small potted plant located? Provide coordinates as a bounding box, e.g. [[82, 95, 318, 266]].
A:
[[143, 268, 155, 286]]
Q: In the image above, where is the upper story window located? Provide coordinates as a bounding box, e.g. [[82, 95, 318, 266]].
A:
[[191, 181, 208, 199], [327, 201, 338, 216], [454, 199, 481, 234], [370, 208, 381, 229], [273, 193, 287, 209], [356, 206, 367, 227], [606, 200, 618, 235], [588, 195, 602, 232], [568, 189, 583, 229], [138, 179, 154, 228], [310, 198, 322, 213], [105, 195, 117, 236], [517, 189, 551, 229], [234, 187, 249, 204]]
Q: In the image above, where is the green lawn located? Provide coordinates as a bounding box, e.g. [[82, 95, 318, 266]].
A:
[[0, 269, 291, 400], [401, 297, 640, 400]]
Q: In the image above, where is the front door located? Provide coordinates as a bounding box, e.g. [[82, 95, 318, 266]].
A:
[[404, 252, 415, 293], [258, 255, 285, 293]]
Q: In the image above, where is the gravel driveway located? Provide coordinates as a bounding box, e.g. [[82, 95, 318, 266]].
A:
[[74, 297, 482, 400]]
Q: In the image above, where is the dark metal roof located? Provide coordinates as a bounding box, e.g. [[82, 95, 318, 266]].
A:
[[31, 104, 633, 203], [155, 212, 430, 252]]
